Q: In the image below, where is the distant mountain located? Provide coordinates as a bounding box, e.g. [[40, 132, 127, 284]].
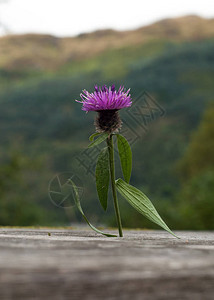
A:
[[0, 15, 214, 73]]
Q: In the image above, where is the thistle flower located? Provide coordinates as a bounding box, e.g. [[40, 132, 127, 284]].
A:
[[77, 84, 132, 111], [74, 85, 177, 238], [76, 84, 132, 133]]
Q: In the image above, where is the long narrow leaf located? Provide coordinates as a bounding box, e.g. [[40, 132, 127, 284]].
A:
[[88, 132, 109, 148], [115, 178, 178, 238], [95, 147, 109, 210], [89, 132, 101, 142], [117, 134, 132, 183], [69, 179, 116, 237]]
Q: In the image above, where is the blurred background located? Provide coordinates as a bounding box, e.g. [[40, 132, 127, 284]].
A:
[[0, 0, 213, 229]]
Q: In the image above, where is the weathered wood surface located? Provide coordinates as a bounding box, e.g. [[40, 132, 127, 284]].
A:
[[0, 229, 213, 299]]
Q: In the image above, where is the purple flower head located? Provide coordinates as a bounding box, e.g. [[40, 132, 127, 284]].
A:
[[76, 85, 132, 112]]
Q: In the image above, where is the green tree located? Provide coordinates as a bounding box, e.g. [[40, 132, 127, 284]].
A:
[[177, 102, 214, 229], [178, 171, 214, 229], [178, 102, 214, 180], [0, 155, 44, 225]]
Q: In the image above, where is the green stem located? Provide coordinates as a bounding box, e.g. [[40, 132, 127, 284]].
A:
[[107, 134, 123, 237]]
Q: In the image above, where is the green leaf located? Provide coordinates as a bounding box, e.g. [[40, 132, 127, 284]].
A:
[[69, 179, 117, 237], [117, 134, 132, 183], [88, 132, 109, 148], [115, 178, 178, 238], [89, 132, 101, 142], [95, 147, 109, 210]]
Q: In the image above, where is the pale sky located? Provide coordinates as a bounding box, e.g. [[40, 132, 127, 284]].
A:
[[0, 0, 214, 37]]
